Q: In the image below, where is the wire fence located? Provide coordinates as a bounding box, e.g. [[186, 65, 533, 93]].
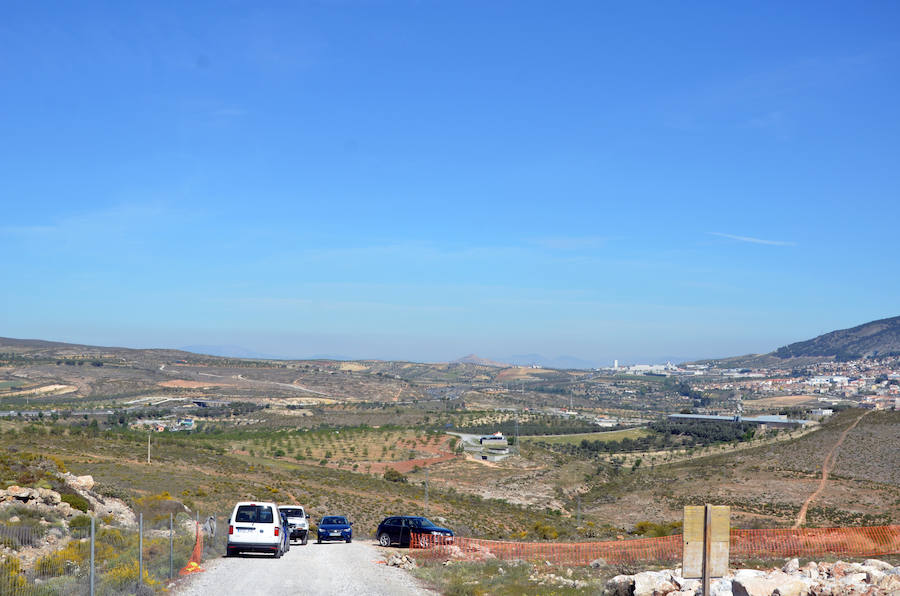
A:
[[3, 517, 898, 593], [411, 524, 900, 566], [0, 512, 218, 596]]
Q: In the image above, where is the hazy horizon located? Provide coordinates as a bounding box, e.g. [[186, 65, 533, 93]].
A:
[[3, 3, 899, 363], [0, 324, 845, 367]]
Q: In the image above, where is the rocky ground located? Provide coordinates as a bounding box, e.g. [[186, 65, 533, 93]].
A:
[[0, 472, 135, 569], [604, 558, 900, 596]]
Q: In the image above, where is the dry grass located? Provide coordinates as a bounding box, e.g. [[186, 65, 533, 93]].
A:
[[742, 394, 822, 409], [521, 427, 651, 445]]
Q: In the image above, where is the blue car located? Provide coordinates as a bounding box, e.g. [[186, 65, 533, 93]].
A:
[[278, 511, 291, 554], [317, 515, 352, 543]]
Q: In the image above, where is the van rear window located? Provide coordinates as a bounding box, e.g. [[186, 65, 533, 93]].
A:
[[235, 505, 274, 523]]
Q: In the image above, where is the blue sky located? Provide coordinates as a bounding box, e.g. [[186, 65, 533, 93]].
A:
[[2, 1, 899, 364]]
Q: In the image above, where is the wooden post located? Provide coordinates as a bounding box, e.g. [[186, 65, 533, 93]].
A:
[[684, 504, 730, 591], [702, 504, 712, 596]]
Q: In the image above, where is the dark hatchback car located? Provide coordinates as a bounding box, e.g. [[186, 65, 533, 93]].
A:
[[317, 515, 352, 543], [376, 516, 453, 547]]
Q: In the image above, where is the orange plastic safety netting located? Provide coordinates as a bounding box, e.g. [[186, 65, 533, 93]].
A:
[[179, 522, 205, 576], [410, 525, 900, 566]]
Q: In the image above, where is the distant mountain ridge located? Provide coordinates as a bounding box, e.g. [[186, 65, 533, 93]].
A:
[[507, 353, 598, 370], [453, 354, 510, 368], [180, 345, 280, 360], [453, 353, 600, 369], [773, 315, 900, 361]]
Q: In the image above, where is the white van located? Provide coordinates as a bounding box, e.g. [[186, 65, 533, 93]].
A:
[[278, 505, 310, 544], [226, 501, 285, 557]]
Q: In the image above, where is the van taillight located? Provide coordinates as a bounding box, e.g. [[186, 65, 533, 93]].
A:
[[274, 527, 279, 536], [229, 525, 234, 535]]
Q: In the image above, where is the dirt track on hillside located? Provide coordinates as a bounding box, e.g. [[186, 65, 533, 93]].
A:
[[793, 410, 870, 528]]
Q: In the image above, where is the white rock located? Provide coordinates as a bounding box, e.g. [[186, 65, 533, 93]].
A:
[[73, 475, 95, 491], [863, 559, 892, 572], [605, 574, 635, 596], [710, 577, 733, 596], [864, 568, 885, 584], [772, 575, 812, 596], [877, 574, 900, 592], [781, 558, 800, 574], [672, 574, 699, 590], [634, 571, 670, 596], [732, 574, 778, 596], [839, 572, 868, 586], [7, 486, 32, 499], [801, 562, 819, 580]]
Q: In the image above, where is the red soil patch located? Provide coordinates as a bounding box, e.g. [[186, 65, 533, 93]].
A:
[[366, 453, 458, 474]]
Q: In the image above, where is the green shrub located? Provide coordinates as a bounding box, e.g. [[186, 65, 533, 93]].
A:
[[531, 522, 558, 540], [383, 468, 407, 483], [69, 514, 92, 531], [93, 482, 132, 504], [632, 520, 682, 537], [61, 493, 90, 513]]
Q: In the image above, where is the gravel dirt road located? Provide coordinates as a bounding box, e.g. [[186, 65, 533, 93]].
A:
[[174, 541, 435, 596]]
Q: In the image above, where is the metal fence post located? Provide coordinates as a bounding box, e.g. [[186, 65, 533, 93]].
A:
[[170, 513, 174, 579], [90, 515, 95, 596], [139, 512, 143, 588]]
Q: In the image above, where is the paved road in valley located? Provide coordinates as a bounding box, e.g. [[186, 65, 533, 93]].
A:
[[175, 541, 434, 596]]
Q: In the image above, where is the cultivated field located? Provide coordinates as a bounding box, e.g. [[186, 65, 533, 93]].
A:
[[226, 427, 457, 474], [520, 427, 651, 445]]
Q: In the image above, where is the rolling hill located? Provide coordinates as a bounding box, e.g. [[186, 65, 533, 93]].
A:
[[772, 315, 900, 360], [695, 315, 900, 368]]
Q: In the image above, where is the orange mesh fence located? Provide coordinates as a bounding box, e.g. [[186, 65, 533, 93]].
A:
[[730, 525, 900, 560], [179, 522, 206, 576], [411, 525, 900, 566], [411, 533, 681, 565]]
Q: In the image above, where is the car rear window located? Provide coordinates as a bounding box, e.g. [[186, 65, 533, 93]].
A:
[[235, 505, 274, 523]]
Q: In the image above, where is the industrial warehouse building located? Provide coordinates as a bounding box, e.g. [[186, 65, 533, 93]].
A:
[[667, 413, 813, 429]]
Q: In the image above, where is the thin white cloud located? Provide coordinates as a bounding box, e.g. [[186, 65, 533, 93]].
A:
[[709, 232, 796, 246]]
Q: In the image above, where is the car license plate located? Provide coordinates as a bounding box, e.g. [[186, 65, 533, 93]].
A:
[[238, 527, 253, 532], [330, 531, 341, 535]]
